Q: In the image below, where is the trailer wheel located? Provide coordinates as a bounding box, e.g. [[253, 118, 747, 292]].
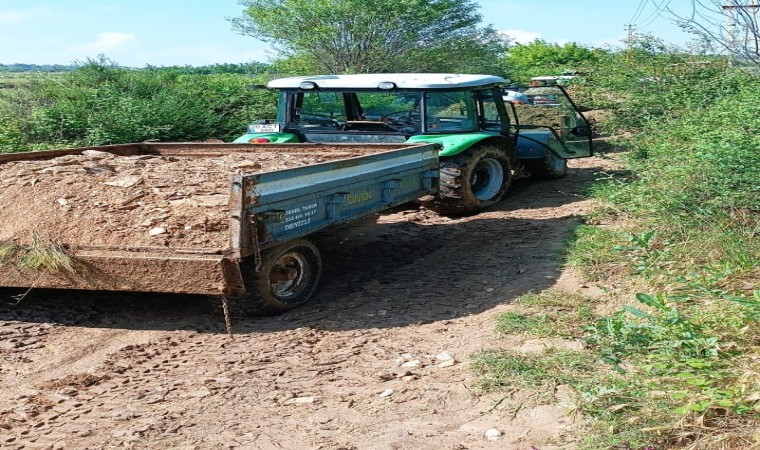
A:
[[525, 151, 568, 179], [435, 145, 512, 214], [237, 239, 322, 316]]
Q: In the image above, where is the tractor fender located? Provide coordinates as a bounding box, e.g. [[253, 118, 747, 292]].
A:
[[405, 132, 514, 160]]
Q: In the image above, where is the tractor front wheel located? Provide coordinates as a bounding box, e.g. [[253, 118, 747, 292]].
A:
[[525, 151, 568, 179]]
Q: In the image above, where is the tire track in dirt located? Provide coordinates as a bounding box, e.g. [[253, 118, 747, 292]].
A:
[[0, 155, 622, 449]]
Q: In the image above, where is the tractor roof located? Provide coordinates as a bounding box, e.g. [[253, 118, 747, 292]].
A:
[[267, 73, 509, 90]]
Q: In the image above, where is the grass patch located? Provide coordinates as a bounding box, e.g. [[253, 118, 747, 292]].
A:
[[471, 347, 597, 392], [0, 234, 74, 273], [565, 225, 631, 282], [496, 289, 599, 338], [0, 243, 17, 262], [496, 312, 554, 336]]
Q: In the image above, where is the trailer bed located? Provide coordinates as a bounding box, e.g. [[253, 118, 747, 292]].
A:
[[0, 142, 439, 297]]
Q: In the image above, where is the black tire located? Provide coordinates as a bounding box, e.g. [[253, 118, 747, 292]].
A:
[[524, 151, 568, 180], [435, 145, 512, 214], [234, 238, 322, 316]]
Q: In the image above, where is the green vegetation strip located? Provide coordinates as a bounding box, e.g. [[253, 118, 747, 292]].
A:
[[474, 68, 760, 449]]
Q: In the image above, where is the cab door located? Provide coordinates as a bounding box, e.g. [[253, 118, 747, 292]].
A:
[[508, 85, 592, 159]]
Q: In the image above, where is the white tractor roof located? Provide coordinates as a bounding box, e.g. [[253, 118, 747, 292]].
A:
[[267, 73, 510, 90]]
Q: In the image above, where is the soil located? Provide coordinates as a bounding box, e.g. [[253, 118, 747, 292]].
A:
[[0, 148, 363, 250], [0, 146, 623, 450]]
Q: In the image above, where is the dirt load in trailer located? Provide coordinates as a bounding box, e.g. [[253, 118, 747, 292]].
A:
[[0, 142, 439, 314]]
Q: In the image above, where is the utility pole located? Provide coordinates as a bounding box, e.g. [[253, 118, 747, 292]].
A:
[[624, 24, 637, 48], [721, 1, 760, 59], [721, 0, 759, 9]]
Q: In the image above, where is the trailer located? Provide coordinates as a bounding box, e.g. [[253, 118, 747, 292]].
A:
[[0, 142, 439, 315]]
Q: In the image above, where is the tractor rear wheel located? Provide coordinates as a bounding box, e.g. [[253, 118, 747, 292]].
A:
[[435, 145, 512, 214]]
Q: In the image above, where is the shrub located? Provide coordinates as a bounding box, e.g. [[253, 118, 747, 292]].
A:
[[0, 60, 278, 152]]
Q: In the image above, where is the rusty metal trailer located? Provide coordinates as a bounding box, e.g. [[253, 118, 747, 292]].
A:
[[0, 142, 439, 315]]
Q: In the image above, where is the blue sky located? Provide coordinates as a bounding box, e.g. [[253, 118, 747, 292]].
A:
[[0, 1, 702, 67]]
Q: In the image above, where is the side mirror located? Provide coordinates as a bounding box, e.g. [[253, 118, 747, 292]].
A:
[[570, 126, 590, 137]]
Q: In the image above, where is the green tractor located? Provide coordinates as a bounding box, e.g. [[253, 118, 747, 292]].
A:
[[234, 73, 592, 213]]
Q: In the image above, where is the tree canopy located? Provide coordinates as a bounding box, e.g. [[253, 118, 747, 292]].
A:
[[230, 0, 509, 74], [503, 40, 605, 83]]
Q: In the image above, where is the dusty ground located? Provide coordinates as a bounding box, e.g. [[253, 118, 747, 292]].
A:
[[0, 146, 623, 450]]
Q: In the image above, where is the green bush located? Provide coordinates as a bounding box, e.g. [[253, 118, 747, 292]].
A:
[[0, 60, 278, 152], [571, 36, 743, 134], [470, 56, 759, 447]]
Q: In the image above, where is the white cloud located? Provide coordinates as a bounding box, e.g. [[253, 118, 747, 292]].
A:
[[67, 32, 137, 53], [502, 29, 543, 44]]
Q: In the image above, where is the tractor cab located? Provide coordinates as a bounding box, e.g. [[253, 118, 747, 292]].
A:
[[238, 73, 512, 153]]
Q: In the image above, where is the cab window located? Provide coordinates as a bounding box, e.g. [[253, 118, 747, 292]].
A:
[[293, 92, 346, 130], [424, 91, 477, 132]]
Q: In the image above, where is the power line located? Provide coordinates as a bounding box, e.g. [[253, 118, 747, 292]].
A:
[[640, 0, 671, 28], [721, 1, 760, 10], [628, 0, 648, 24]]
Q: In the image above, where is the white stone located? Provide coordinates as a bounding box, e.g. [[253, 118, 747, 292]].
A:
[[435, 352, 455, 362], [484, 428, 502, 441], [379, 389, 394, 398], [81, 150, 112, 158], [400, 360, 421, 368], [105, 176, 142, 188], [149, 227, 167, 236], [283, 396, 315, 405]]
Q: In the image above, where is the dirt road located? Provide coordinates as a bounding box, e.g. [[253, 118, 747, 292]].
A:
[[0, 152, 620, 450]]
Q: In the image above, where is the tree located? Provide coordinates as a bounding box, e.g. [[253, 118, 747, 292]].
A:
[[502, 40, 604, 83], [668, 1, 760, 66], [230, 0, 509, 74]]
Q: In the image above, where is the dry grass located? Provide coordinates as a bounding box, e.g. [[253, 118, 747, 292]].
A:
[[0, 243, 17, 262], [1, 232, 75, 274]]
